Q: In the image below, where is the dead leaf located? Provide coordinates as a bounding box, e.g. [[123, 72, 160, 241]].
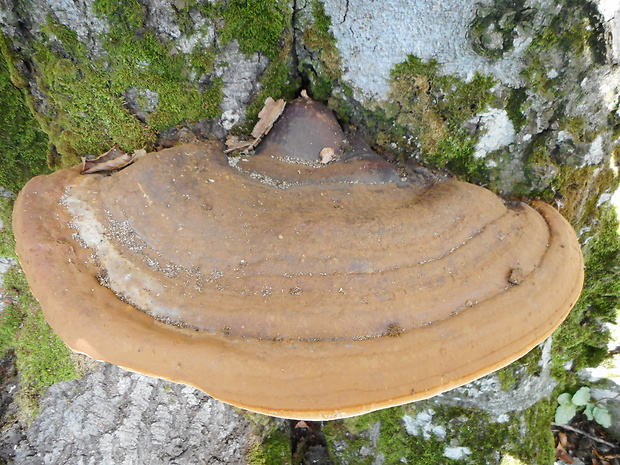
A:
[[224, 97, 286, 154], [133, 148, 148, 162], [251, 97, 286, 139], [81, 146, 143, 174], [558, 431, 571, 449], [556, 448, 575, 464], [224, 135, 254, 153]]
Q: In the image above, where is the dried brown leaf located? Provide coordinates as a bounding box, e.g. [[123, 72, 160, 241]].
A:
[[251, 97, 286, 139], [223, 97, 286, 155], [556, 448, 575, 464], [224, 136, 254, 153], [133, 148, 148, 162], [81, 145, 140, 174], [559, 431, 571, 449]]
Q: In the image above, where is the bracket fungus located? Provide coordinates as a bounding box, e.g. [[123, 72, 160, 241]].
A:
[[13, 97, 584, 420]]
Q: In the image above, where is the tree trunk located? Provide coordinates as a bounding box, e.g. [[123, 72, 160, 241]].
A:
[[1, 0, 619, 463]]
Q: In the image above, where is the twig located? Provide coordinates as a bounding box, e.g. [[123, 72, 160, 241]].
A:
[[594, 392, 620, 404], [552, 423, 619, 449]]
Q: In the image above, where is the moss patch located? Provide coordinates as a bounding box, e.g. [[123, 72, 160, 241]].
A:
[[244, 37, 300, 127], [25, 12, 224, 166], [495, 345, 545, 391], [381, 56, 495, 182], [324, 418, 376, 464], [505, 87, 527, 132], [528, 0, 606, 65], [244, 415, 290, 465], [220, 0, 289, 59], [552, 203, 620, 380], [324, 401, 556, 465], [0, 44, 77, 420], [469, 0, 536, 60], [246, 429, 290, 465], [3, 1, 229, 167], [0, 40, 50, 192], [523, 3, 605, 102], [24, 0, 296, 163], [510, 400, 556, 464], [299, 0, 342, 102]]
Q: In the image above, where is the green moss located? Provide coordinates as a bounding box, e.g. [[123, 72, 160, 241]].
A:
[[554, 165, 616, 230], [299, 0, 341, 102], [0, 199, 15, 260], [14, 289, 77, 385], [557, 116, 597, 144], [30, 37, 154, 165], [529, 0, 606, 63], [381, 56, 494, 182], [609, 104, 620, 142], [505, 87, 527, 132], [371, 408, 448, 464], [245, 418, 290, 465], [332, 407, 465, 464], [552, 204, 620, 378], [494, 345, 543, 394], [5, 0, 300, 165], [323, 419, 375, 464], [469, 0, 535, 60], [523, 0, 607, 103], [496, 366, 519, 391], [437, 403, 553, 465], [246, 430, 290, 465], [0, 58, 77, 413], [93, 0, 144, 38], [172, 0, 220, 36], [9, 8, 224, 166], [220, 0, 289, 59], [0, 267, 25, 354], [104, 33, 223, 132], [510, 400, 556, 464], [0, 41, 50, 192], [325, 401, 556, 465], [524, 132, 553, 166], [244, 46, 300, 126], [541, 163, 620, 382]]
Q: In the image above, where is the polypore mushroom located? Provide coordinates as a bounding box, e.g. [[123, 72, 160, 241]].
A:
[[13, 97, 584, 420]]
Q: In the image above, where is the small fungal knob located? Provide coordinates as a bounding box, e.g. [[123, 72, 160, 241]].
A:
[[319, 147, 336, 164], [508, 267, 524, 285]]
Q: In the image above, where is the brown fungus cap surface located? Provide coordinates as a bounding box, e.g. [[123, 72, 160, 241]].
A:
[[13, 98, 584, 420]]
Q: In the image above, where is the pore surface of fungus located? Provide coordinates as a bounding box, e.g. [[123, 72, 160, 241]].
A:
[[13, 98, 584, 420]]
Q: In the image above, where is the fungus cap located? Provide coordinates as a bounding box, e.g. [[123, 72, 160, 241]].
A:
[[13, 98, 584, 420]]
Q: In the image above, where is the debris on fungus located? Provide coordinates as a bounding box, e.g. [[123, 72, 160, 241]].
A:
[[13, 97, 584, 420], [81, 145, 147, 175], [224, 97, 286, 153]]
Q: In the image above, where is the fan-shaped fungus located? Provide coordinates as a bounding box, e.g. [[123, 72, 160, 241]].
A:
[[13, 97, 584, 420]]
